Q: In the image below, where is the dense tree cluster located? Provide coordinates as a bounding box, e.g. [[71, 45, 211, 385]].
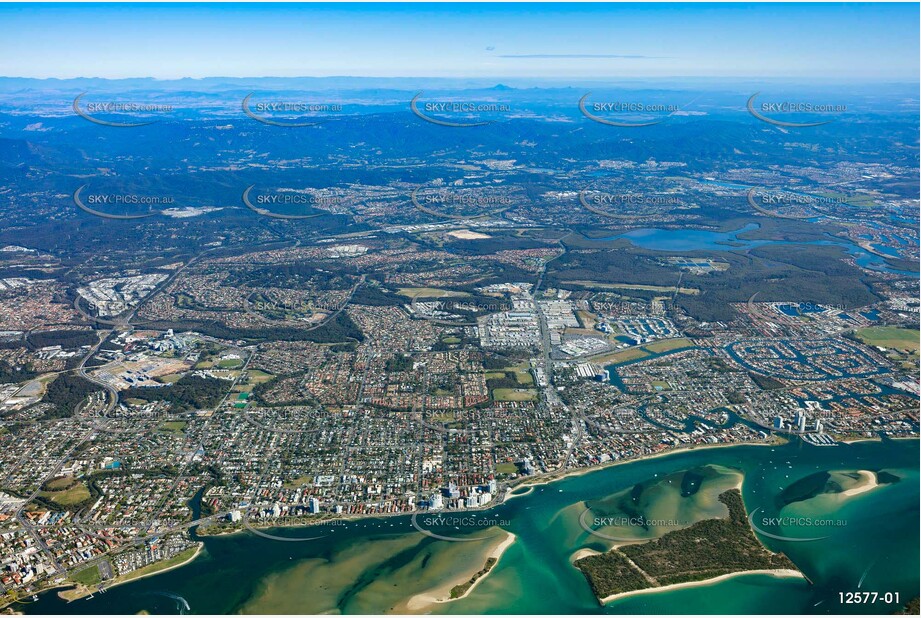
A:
[[146, 310, 364, 344], [27, 329, 98, 349], [0, 362, 38, 384], [39, 373, 101, 418], [576, 490, 798, 600], [123, 374, 226, 412]]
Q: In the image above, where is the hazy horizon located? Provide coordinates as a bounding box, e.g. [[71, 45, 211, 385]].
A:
[[1, 3, 917, 81]]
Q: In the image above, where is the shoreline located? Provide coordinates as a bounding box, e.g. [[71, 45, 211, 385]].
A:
[[839, 470, 878, 497], [571, 548, 601, 563], [109, 542, 205, 588], [840, 435, 919, 445], [600, 568, 806, 604], [402, 530, 516, 612], [175, 435, 918, 540], [56, 542, 204, 603], [604, 471, 744, 550], [196, 441, 784, 537], [504, 439, 782, 500], [15, 437, 914, 611]]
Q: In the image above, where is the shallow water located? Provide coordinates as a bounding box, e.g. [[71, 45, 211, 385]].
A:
[[19, 439, 919, 615]]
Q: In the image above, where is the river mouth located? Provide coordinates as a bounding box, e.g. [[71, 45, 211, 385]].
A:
[[17, 438, 919, 615]]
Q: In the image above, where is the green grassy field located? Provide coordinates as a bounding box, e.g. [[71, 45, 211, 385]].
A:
[[397, 287, 470, 299], [245, 369, 275, 384], [283, 475, 313, 489], [70, 564, 102, 587], [591, 347, 650, 365], [644, 337, 695, 353], [502, 365, 534, 385], [855, 327, 919, 352], [590, 338, 695, 365], [41, 483, 91, 506], [492, 388, 538, 402], [44, 476, 75, 491], [158, 421, 187, 433]]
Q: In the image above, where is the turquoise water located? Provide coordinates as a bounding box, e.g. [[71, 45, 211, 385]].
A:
[[17, 439, 919, 615]]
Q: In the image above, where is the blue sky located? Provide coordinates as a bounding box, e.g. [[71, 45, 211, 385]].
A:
[[0, 3, 917, 80]]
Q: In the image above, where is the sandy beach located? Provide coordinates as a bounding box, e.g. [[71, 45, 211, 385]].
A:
[[840, 470, 878, 497], [401, 530, 516, 612], [570, 548, 601, 563], [504, 486, 535, 501], [505, 439, 781, 499], [113, 542, 205, 587], [600, 568, 806, 604], [57, 542, 204, 603]]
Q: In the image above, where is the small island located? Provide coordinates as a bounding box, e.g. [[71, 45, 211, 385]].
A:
[[450, 557, 497, 599], [575, 489, 802, 603]]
